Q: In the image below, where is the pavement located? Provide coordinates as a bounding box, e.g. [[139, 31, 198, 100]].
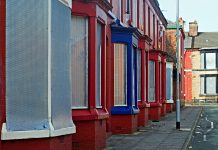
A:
[[105, 106, 202, 150]]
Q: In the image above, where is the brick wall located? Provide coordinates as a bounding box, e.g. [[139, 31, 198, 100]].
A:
[[0, 2, 6, 149]]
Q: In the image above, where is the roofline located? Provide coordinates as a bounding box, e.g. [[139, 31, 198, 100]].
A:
[[149, 0, 168, 27]]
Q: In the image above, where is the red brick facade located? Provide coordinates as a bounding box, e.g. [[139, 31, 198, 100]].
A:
[[0, 0, 6, 149], [184, 50, 193, 103]]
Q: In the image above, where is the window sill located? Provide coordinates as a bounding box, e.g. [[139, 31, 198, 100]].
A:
[[138, 101, 150, 108], [199, 94, 218, 97], [194, 69, 218, 71], [111, 106, 139, 115], [1, 123, 76, 140], [149, 102, 162, 107], [166, 100, 174, 104], [72, 108, 109, 121]]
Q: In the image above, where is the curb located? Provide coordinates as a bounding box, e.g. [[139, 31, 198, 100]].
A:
[[182, 106, 203, 150]]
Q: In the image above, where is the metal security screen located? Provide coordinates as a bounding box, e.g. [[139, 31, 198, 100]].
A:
[[51, 0, 73, 130], [206, 53, 216, 69], [114, 44, 127, 106], [6, 0, 49, 131], [166, 64, 173, 100], [71, 16, 88, 108], [96, 22, 102, 107], [137, 49, 141, 101], [148, 61, 155, 102]]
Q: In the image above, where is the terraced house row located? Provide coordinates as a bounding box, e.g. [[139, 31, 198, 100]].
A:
[[0, 0, 183, 150]]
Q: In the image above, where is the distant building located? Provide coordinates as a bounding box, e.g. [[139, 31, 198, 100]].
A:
[[184, 21, 218, 104]]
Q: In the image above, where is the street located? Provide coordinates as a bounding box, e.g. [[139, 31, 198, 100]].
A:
[[188, 106, 218, 150]]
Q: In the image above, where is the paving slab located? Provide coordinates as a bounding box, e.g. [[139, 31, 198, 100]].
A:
[[105, 106, 202, 150]]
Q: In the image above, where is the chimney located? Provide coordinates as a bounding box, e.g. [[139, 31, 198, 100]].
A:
[[189, 21, 198, 37], [179, 17, 185, 28]]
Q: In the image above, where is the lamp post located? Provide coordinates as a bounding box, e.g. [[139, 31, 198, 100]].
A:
[[176, 0, 180, 129]]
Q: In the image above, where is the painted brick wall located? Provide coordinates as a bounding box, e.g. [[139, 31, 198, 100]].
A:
[[184, 72, 192, 103], [192, 51, 201, 70], [184, 50, 192, 69], [0, 2, 6, 149]]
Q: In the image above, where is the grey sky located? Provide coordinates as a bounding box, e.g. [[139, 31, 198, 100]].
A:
[[158, 0, 218, 32]]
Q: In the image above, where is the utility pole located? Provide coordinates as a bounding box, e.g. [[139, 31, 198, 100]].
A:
[[176, 0, 181, 129]]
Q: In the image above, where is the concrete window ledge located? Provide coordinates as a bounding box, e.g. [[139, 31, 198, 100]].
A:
[[166, 100, 174, 104], [1, 123, 76, 140]]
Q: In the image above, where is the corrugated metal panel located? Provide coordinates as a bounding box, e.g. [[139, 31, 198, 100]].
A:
[[137, 50, 141, 100], [6, 0, 49, 131], [114, 44, 127, 106], [96, 22, 102, 107], [148, 61, 155, 102], [71, 16, 88, 108], [51, 0, 73, 129], [166, 68, 172, 100]]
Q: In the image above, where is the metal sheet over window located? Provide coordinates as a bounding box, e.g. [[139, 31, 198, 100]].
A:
[[159, 63, 162, 99], [144, 52, 147, 100], [114, 44, 127, 106], [6, 0, 49, 131], [166, 63, 173, 100], [148, 61, 155, 102], [96, 23, 102, 107], [132, 47, 136, 106], [206, 76, 216, 94], [200, 76, 205, 94], [206, 53, 216, 69], [71, 16, 88, 108], [51, 0, 73, 130], [137, 50, 141, 100], [200, 53, 204, 69], [132, 0, 138, 27]]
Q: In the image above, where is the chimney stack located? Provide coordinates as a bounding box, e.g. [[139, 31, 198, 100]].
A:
[[189, 21, 198, 37], [179, 17, 185, 28]]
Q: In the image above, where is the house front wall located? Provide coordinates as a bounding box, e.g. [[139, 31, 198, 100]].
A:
[[0, 0, 6, 149]]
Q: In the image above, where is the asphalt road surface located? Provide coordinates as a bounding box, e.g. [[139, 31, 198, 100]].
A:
[[188, 106, 218, 150]]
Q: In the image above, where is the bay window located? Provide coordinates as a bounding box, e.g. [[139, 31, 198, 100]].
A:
[[4, 0, 75, 138], [148, 60, 155, 102], [114, 44, 127, 106], [71, 16, 88, 108]]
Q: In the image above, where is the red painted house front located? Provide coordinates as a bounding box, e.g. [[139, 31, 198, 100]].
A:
[[137, 35, 151, 127], [0, 0, 6, 149], [71, 1, 112, 150], [146, 0, 167, 121], [184, 50, 192, 104]]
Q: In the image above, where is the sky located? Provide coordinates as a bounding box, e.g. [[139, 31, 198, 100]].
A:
[[158, 0, 218, 32]]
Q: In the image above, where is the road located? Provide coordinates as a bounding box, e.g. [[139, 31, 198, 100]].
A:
[[188, 106, 218, 150]]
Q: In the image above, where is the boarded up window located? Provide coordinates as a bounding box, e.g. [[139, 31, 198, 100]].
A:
[[137, 49, 141, 100], [148, 61, 155, 102], [71, 16, 88, 108], [114, 44, 127, 106], [96, 22, 102, 107]]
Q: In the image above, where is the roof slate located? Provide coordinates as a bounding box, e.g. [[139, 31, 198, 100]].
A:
[[185, 32, 218, 49]]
